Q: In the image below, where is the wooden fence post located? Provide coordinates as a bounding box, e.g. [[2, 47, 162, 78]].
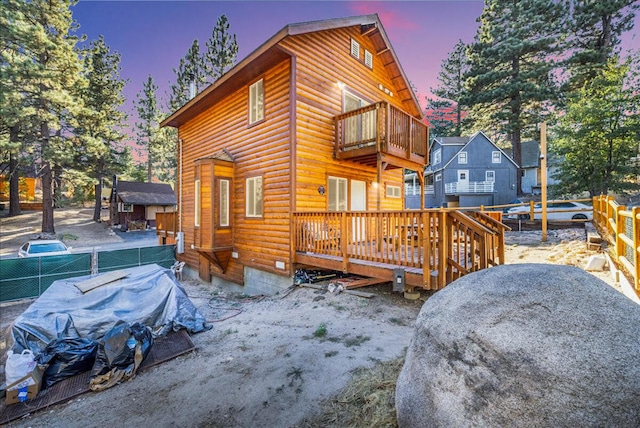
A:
[[341, 212, 348, 273], [615, 204, 626, 260], [633, 207, 639, 291]]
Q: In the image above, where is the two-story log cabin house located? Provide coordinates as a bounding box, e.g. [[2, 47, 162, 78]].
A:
[[159, 14, 506, 294]]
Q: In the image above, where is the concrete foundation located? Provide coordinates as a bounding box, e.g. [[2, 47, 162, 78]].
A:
[[180, 264, 292, 296]]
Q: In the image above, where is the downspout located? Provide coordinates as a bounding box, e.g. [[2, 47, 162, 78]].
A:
[[179, 137, 183, 234]]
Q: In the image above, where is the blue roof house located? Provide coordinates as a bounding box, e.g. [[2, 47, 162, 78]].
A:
[[406, 132, 519, 209]]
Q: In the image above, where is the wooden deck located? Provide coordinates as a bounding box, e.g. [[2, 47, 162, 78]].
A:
[[156, 209, 508, 291], [293, 210, 508, 291]]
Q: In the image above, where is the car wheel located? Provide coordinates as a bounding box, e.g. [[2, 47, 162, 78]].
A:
[[518, 214, 529, 220], [572, 214, 588, 220]]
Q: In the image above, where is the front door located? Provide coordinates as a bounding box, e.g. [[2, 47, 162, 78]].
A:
[[351, 179, 366, 241], [457, 170, 469, 192]]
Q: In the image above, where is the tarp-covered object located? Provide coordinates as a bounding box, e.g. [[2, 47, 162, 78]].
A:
[[11, 264, 210, 354]]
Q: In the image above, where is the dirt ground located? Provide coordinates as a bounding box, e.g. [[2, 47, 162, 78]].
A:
[[0, 209, 623, 427]]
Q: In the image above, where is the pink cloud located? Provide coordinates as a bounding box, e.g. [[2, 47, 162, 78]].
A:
[[348, 1, 419, 31]]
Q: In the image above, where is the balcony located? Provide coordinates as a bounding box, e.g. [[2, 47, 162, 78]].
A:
[[334, 102, 428, 170], [445, 181, 494, 195]]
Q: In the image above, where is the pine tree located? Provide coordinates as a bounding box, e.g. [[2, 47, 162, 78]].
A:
[[424, 98, 457, 138], [204, 14, 238, 83], [135, 75, 162, 182], [1, 0, 86, 233], [463, 0, 566, 195], [75, 36, 128, 221], [551, 56, 640, 197], [168, 39, 206, 111], [428, 40, 468, 137], [565, 0, 639, 90]]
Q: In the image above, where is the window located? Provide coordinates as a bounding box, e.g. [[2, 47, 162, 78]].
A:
[[458, 151, 468, 164], [194, 179, 201, 227], [249, 79, 264, 124], [433, 149, 441, 165], [435, 173, 442, 182], [364, 50, 373, 68], [486, 171, 495, 182], [492, 151, 501, 163], [220, 179, 229, 227], [350, 38, 360, 59], [328, 176, 347, 211], [246, 176, 263, 217], [386, 185, 401, 198], [119, 202, 133, 212]]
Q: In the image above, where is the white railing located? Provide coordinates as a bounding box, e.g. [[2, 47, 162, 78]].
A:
[[445, 181, 494, 194], [405, 184, 434, 195]]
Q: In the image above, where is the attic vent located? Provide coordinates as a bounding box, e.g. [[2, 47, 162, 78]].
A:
[[350, 39, 360, 59], [364, 50, 373, 68]]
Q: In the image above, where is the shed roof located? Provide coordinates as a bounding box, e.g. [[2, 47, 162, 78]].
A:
[[115, 181, 177, 206], [161, 14, 422, 128]]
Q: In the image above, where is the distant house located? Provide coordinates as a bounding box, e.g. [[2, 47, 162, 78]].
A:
[[519, 140, 560, 195], [406, 132, 518, 209], [110, 179, 177, 228]]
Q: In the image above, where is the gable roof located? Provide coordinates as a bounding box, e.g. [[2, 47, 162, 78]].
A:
[[431, 131, 519, 173], [115, 181, 177, 206], [161, 14, 422, 128]]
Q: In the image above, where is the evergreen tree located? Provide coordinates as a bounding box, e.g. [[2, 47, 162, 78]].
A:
[[551, 56, 640, 197], [134, 75, 162, 182], [1, 0, 86, 233], [204, 14, 238, 83], [462, 0, 566, 195], [564, 0, 639, 91], [75, 36, 128, 221], [424, 98, 457, 138], [168, 39, 206, 111], [428, 40, 468, 137]]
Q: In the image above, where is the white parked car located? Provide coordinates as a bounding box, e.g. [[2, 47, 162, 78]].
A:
[[18, 240, 71, 258], [506, 201, 593, 221]]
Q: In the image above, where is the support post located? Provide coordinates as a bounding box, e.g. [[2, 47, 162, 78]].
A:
[[541, 122, 548, 242]]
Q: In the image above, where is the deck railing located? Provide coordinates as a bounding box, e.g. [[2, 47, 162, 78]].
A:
[[293, 209, 506, 290], [334, 101, 428, 161], [444, 181, 495, 194], [592, 195, 640, 291]]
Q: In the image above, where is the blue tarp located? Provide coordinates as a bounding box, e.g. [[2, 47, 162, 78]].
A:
[[10, 264, 210, 355]]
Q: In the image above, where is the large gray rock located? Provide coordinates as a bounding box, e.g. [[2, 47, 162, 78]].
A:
[[396, 264, 640, 427]]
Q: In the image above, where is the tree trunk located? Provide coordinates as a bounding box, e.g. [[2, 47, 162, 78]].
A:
[[53, 164, 63, 208], [41, 122, 55, 234], [93, 159, 104, 222], [8, 126, 22, 217]]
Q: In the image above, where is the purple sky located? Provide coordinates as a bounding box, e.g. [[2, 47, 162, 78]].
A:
[[72, 1, 639, 133]]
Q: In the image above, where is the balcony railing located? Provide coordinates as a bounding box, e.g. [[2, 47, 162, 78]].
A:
[[445, 181, 494, 195], [334, 102, 428, 166]]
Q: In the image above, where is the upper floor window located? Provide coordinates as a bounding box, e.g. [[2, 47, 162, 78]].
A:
[[492, 151, 501, 163], [350, 39, 360, 59], [458, 151, 467, 164], [246, 176, 263, 217], [364, 50, 373, 69], [435, 173, 442, 182], [433, 149, 442, 165], [249, 79, 264, 124], [486, 171, 495, 182]]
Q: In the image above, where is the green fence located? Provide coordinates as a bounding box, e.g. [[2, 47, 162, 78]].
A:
[[0, 245, 176, 303], [97, 245, 176, 273]]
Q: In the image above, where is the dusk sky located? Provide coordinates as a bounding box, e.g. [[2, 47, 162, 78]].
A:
[[72, 0, 639, 124]]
